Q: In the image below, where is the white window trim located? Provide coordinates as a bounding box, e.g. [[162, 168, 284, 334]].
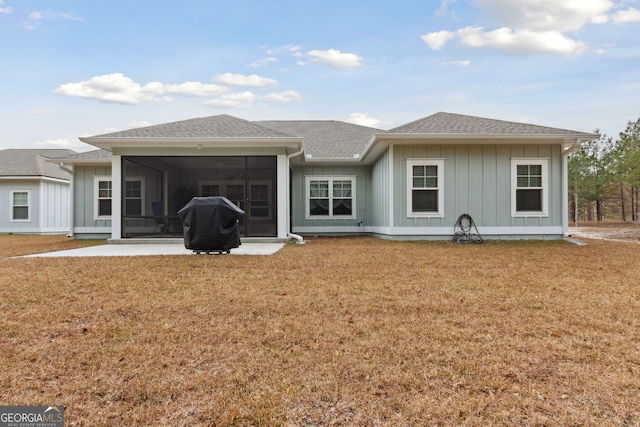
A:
[[94, 176, 112, 220], [406, 159, 444, 218], [305, 176, 356, 219], [511, 158, 549, 217], [10, 190, 31, 222], [124, 177, 145, 217]]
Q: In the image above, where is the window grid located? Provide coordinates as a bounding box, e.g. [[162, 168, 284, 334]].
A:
[[306, 177, 355, 218], [512, 159, 548, 217], [406, 159, 444, 217], [11, 191, 30, 221]]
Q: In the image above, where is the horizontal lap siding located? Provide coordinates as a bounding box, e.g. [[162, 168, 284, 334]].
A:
[[393, 144, 562, 229]]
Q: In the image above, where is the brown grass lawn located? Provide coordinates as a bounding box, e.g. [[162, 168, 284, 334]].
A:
[[1, 233, 639, 426]]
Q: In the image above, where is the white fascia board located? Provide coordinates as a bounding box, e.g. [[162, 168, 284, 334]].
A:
[[0, 176, 69, 183], [79, 137, 303, 151], [380, 133, 599, 143], [46, 158, 112, 166]]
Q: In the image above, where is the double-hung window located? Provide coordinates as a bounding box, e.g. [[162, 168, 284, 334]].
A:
[[95, 177, 112, 219], [511, 159, 548, 217], [306, 176, 355, 218], [125, 178, 144, 216], [407, 159, 444, 217], [10, 190, 30, 222]]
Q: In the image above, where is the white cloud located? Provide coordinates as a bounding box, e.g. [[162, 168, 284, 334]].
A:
[[441, 60, 471, 67], [421, 30, 456, 50], [55, 73, 159, 104], [0, 0, 13, 14], [22, 9, 83, 29], [611, 7, 640, 23], [421, 0, 612, 55], [346, 113, 391, 129], [164, 81, 228, 96], [250, 57, 277, 68], [307, 49, 362, 68], [457, 26, 586, 55], [214, 73, 277, 87], [267, 43, 301, 55], [205, 91, 257, 109], [475, 0, 613, 32], [263, 90, 303, 103], [55, 73, 230, 104], [436, 0, 459, 19]]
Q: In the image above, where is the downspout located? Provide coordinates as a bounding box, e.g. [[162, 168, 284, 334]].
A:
[[58, 162, 75, 238], [286, 146, 305, 244]]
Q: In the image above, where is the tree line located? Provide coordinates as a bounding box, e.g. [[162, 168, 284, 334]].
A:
[[569, 116, 640, 223]]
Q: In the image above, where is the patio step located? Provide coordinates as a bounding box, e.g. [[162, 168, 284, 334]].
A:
[[107, 237, 290, 245]]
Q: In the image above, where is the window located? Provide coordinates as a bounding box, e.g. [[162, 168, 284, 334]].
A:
[[10, 190, 30, 222], [95, 177, 112, 219], [306, 176, 356, 218], [407, 159, 444, 217], [125, 179, 144, 216], [249, 183, 271, 218], [511, 159, 548, 217]]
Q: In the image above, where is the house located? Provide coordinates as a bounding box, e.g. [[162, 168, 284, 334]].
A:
[[52, 112, 597, 241], [0, 149, 74, 234]]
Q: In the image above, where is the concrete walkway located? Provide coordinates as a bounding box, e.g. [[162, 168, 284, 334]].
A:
[[21, 242, 285, 258]]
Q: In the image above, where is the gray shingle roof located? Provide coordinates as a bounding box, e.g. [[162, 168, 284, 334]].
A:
[[256, 120, 381, 158], [79, 112, 595, 162], [94, 114, 293, 139], [0, 149, 76, 180], [53, 149, 112, 161], [389, 112, 593, 136]]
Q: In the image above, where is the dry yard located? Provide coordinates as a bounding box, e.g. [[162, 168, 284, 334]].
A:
[[1, 227, 639, 426]]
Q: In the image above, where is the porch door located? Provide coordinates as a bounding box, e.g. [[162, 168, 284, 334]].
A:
[[198, 157, 277, 237], [245, 157, 277, 237]]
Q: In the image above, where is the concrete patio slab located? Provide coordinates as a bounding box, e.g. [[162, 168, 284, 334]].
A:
[[20, 242, 285, 258]]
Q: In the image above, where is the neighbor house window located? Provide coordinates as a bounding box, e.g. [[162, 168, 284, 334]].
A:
[[511, 159, 548, 217], [306, 176, 356, 218], [10, 190, 30, 222], [125, 178, 145, 216], [407, 159, 444, 217], [95, 177, 112, 219]]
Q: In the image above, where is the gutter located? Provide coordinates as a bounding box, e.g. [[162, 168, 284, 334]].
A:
[[286, 146, 306, 244]]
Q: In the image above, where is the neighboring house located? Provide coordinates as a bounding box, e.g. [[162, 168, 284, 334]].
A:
[[53, 112, 597, 241], [0, 149, 74, 234]]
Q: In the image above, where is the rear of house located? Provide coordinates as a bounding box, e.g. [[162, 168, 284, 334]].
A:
[[60, 112, 596, 241]]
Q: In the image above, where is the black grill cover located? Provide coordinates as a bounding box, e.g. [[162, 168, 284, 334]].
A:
[[177, 197, 245, 251]]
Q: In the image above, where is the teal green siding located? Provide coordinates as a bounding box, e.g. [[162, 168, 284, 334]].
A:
[[393, 144, 563, 228], [291, 165, 369, 228], [369, 148, 389, 227], [74, 165, 112, 228]]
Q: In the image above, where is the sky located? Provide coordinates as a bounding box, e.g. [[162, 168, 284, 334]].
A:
[[0, 0, 639, 152]]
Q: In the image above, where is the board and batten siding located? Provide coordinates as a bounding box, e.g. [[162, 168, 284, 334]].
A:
[[369, 148, 389, 227], [74, 165, 112, 230], [392, 143, 563, 230], [40, 180, 70, 231], [0, 179, 70, 233], [291, 165, 369, 233]]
